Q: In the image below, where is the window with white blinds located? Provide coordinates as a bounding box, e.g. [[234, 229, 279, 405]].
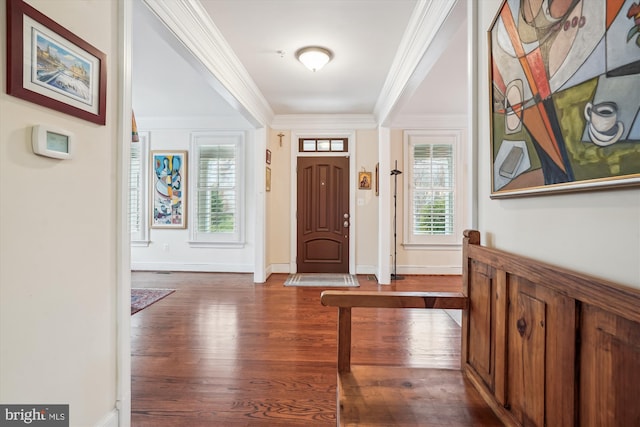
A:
[[197, 145, 237, 233], [129, 132, 148, 244], [412, 144, 454, 235], [404, 130, 462, 247], [190, 132, 244, 245]]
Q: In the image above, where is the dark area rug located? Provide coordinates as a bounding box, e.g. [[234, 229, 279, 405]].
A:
[[131, 288, 175, 315]]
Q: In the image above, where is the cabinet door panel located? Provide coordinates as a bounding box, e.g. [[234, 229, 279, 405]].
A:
[[580, 305, 640, 426], [507, 284, 545, 426], [506, 277, 576, 427], [467, 260, 493, 389]]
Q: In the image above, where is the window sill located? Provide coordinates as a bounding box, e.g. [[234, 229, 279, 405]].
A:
[[131, 240, 151, 247], [188, 241, 245, 249], [402, 242, 461, 251]]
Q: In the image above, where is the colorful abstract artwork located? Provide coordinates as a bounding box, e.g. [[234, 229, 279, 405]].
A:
[[489, 0, 640, 197], [151, 151, 187, 228]]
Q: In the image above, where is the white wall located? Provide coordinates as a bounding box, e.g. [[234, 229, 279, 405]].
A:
[[266, 129, 291, 272], [131, 119, 256, 272], [354, 129, 380, 274], [0, 0, 120, 425], [476, 1, 640, 289]]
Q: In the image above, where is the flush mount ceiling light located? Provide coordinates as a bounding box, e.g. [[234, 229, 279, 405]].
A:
[[296, 46, 332, 72]]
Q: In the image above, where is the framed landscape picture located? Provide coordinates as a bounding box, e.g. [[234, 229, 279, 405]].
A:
[[151, 151, 187, 228], [488, 0, 640, 197], [6, 0, 107, 125]]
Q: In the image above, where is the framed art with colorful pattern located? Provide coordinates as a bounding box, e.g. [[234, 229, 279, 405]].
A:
[[489, 0, 640, 197]]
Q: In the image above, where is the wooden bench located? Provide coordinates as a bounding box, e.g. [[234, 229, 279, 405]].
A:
[[321, 229, 640, 426]]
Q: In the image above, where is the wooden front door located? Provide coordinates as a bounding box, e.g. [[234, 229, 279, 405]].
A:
[[297, 156, 350, 273]]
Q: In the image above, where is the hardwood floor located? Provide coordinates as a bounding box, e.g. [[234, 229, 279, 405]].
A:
[[131, 272, 465, 426]]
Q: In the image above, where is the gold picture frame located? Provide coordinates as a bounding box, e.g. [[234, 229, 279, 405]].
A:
[[266, 166, 271, 192], [358, 171, 372, 190]]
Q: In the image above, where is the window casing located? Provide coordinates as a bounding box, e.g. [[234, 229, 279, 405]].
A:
[[403, 130, 462, 248], [130, 131, 149, 245], [189, 132, 245, 246], [299, 138, 348, 152]]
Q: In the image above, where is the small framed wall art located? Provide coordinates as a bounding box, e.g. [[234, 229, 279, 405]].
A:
[[6, 0, 107, 124], [266, 167, 271, 192], [358, 171, 372, 190]]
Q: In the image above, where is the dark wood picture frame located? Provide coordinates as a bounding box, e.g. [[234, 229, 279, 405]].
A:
[[6, 0, 107, 125], [266, 149, 271, 164]]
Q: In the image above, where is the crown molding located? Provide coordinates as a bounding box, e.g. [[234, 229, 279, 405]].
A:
[[391, 113, 468, 129], [142, 0, 274, 127], [374, 0, 460, 125], [271, 114, 378, 130], [136, 114, 253, 130]]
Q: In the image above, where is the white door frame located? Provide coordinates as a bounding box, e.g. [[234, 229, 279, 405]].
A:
[[116, 0, 132, 425], [289, 130, 357, 275]]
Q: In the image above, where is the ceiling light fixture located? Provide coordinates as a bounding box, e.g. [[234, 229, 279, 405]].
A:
[[296, 46, 332, 72]]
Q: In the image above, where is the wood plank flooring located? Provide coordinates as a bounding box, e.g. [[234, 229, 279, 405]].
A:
[[131, 272, 466, 426]]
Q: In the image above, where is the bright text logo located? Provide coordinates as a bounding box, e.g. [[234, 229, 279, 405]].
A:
[[0, 405, 68, 427]]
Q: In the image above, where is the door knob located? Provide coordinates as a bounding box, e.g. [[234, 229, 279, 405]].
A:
[[343, 220, 349, 228], [344, 213, 349, 219]]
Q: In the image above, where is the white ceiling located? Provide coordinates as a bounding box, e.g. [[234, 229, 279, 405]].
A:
[[132, 0, 468, 124]]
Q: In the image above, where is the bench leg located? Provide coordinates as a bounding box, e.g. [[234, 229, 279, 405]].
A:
[[338, 307, 352, 373]]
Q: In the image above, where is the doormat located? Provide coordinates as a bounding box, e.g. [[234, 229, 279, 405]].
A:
[[131, 288, 175, 315], [284, 273, 359, 287]]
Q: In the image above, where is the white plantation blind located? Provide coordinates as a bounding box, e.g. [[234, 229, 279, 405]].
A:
[[190, 131, 245, 245], [197, 145, 237, 233], [130, 142, 142, 233], [129, 132, 148, 242], [411, 143, 454, 235]]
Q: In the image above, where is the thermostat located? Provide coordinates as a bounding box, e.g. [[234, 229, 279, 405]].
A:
[[32, 125, 75, 160]]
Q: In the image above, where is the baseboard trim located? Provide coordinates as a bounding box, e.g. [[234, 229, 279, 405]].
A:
[[131, 263, 461, 276], [397, 265, 462, 275], [95, 408, 118, 427], [444, 309, 463, 327], [269, 263, 290, 274], [355, 265, 377, 275], [131, 262, 253, 273]]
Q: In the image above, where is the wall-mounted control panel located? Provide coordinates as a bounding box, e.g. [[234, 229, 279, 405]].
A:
[[32, 125, 75, 160]]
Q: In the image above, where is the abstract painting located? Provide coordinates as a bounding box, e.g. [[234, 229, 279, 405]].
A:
[[489, 0, 640, 197], [151, 151, 187, 228]]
